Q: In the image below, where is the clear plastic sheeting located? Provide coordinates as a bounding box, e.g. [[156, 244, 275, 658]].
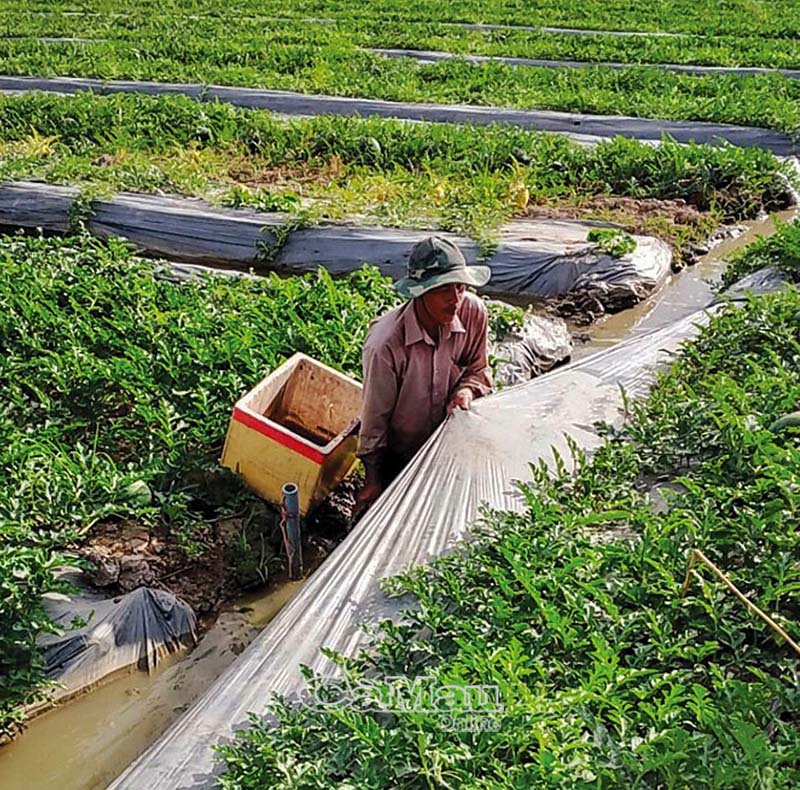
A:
[[111, 302, 720, 789], [491, 312, 573, 387], [36, 573, 197, 710]]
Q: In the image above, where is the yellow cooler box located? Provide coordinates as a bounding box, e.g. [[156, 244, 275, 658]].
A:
[[220, 353, 363, 515]]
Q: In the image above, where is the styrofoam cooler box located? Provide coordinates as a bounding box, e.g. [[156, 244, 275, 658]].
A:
[[220, 353, 362, 515]]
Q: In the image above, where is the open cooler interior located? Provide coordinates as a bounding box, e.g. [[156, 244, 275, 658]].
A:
[[244, 356, 361, 448]]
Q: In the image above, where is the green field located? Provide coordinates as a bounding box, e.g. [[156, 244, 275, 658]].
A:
[[219, 246, 800, 788], [2, 3, 800, 132], [1, 36, 799, 132], [5, 12, 800, 68], [2, 0, 800, 782], [6, 0, 800, 37]]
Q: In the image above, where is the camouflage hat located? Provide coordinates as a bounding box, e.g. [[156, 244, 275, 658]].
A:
[[394, 236, 491, 299]]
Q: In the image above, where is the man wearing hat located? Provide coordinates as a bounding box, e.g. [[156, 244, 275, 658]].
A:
[[355, 236, 492, 513]]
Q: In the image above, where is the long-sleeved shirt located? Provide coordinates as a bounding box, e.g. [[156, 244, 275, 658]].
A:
[[357, 292, 492, 464]]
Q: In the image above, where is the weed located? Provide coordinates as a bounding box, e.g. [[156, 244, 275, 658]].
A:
[[587, 227, 637, 257]]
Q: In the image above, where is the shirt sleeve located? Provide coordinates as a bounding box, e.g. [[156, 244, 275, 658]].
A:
[[457, 299, 492, 398], [357, 335, 399, 461]]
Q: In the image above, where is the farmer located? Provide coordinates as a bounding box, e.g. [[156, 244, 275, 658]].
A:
[[355, 236, 493, 514]]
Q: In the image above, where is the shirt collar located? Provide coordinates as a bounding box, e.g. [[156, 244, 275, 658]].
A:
[[403, 300, 466, 346]]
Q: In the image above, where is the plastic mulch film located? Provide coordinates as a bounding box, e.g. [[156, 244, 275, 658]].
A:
[[0, 184, 671, 306], [369, 48, 800, 80], [0, 77, 795, 154], [35, 578, 197, 711], [110, 300, 725, 789], [280, 220, 674, 305]]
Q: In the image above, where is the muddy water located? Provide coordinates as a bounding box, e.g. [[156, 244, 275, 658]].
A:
[[572, 208, 797, 359], [0, 580, 305, 790]]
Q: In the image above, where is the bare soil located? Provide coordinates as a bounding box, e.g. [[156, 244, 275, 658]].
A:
[[75, 474, 360, 622], [525, 195, 715, 267], [224, 160, 338, 190]]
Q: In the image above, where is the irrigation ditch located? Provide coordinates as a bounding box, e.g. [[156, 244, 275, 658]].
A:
[[0, 579, 306, 790], [0, 76, 796, 153]]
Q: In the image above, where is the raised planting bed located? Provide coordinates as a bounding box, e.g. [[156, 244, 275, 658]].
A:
[[10, 11, 800, 70], [0, 91, 793, 270], [0, 76, 796, 152], [369, 47, 800, 80], [0, 181, 672, 313], [11, 0, 800, 38]]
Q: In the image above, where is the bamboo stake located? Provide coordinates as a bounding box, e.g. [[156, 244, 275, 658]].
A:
[[680, 548, 697, 597], [681, 547, 800, 659]]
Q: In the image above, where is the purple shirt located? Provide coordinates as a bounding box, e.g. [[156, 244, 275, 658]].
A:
[[358, 292, 492, 464]]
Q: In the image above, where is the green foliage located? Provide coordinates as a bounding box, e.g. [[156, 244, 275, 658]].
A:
[[1, 15, 800, 131], [0, 545, 70, 739], [0, 232, 401, 730], [485, 300, 524, 338], [221, 186, 302, 213], [7, 0, 800, 40], [0, 233, 399, 534], [0, 92, 792, 229], [587, 227, 637, 257], [721, 219, 800, 289], [9, 2, 800, 70], [218, 286, 800, 787]]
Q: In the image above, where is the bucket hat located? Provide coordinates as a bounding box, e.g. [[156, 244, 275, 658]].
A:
[[394, 236, 491, 298]]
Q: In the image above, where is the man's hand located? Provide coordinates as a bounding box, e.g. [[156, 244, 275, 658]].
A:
[[447, 387, 474, 415], [351, 480, 382, 527], [351, 457, 384, 528]]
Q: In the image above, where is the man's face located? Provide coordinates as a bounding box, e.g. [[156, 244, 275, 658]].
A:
[[420, 283, 466, 326]]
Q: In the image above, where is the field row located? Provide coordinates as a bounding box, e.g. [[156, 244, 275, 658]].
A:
[[5, 14, 800, 70], [5, 0, 800, 38], [1, 36, 800, 133], [0, 92, 792, 256]]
